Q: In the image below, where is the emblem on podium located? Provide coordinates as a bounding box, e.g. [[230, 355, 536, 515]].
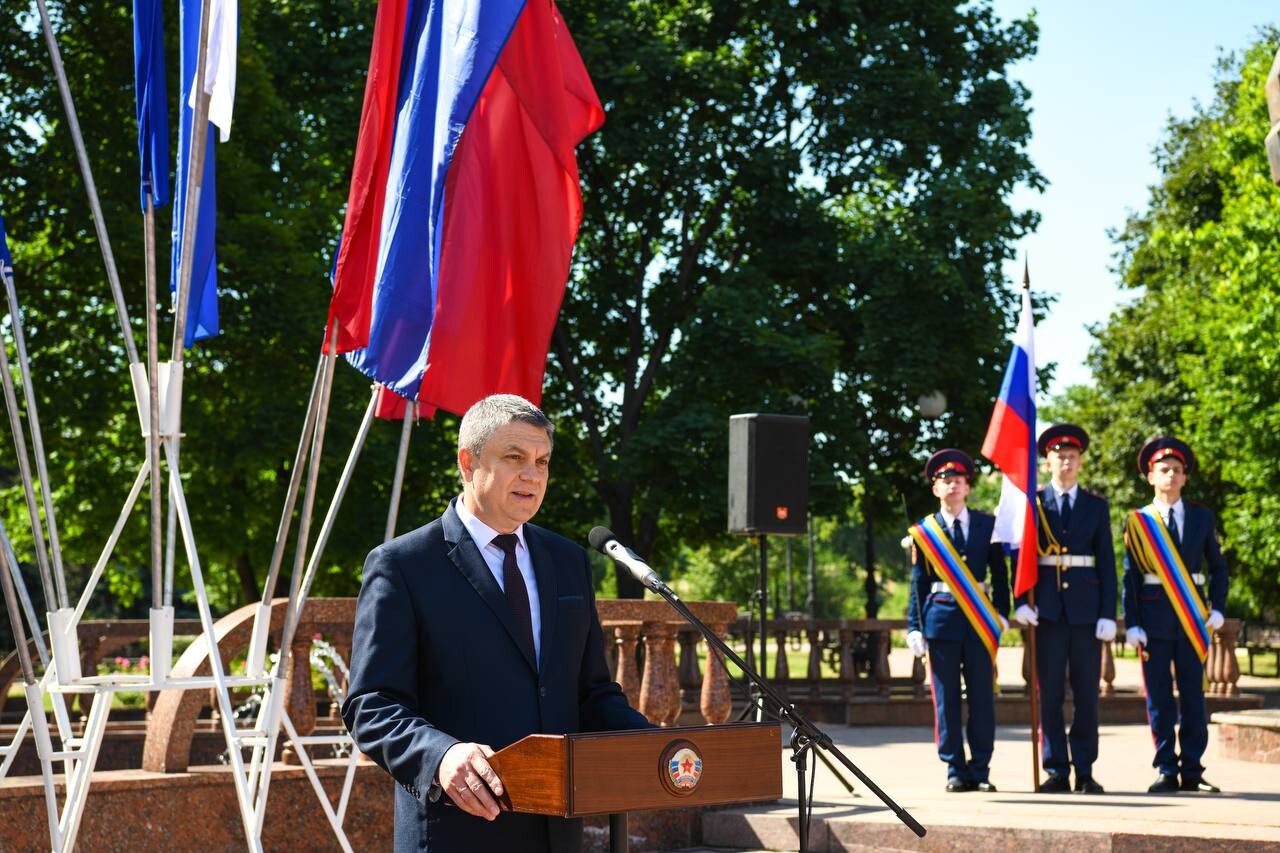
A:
[[660, 740, 703, 795]]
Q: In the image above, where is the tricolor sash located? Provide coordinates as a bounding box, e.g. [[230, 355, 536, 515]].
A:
[[1126, 507, 1211, 661], [909, 515, 1003, 661]]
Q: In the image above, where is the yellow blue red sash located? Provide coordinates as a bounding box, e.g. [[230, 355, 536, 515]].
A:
[[1126, 507, 1210, 662], [909, 515, 1003, 661]]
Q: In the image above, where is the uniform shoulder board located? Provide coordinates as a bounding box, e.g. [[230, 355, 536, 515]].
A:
[[1079, 486, 1107, 502], [969, 508, 995, 521]]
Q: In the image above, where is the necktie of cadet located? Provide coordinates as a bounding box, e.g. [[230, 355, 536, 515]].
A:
[[951, 517, 966, 551], [1060, 492, 1072, 529], [1166, 509, 1181, 547], [492, 533, 536, 661]]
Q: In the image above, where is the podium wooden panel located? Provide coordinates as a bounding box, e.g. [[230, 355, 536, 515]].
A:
[[488, 722, 782, 817]]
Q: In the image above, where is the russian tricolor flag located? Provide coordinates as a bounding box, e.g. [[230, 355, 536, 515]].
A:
[[981, 287, 1039, 597], [328, 0, 602, 416]]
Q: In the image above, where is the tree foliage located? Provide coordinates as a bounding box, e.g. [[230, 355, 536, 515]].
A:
[[2, 0, 1041, 616], [546, 0, 1041, 597], [1051, 30, 1280, 617]]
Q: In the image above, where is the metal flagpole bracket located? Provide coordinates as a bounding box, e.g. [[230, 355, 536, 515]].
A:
[[129, 360, 185, 440]]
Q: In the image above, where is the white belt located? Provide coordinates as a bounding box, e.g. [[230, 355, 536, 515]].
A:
[[1144, 573, 1205, 585], [1037, 555, 1095, 567], [930, 581, 992, 595]]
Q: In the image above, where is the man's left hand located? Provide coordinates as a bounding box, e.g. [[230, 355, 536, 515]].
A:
[[1095, 618, 1117, 642], [1207, 610, 1225, 631]]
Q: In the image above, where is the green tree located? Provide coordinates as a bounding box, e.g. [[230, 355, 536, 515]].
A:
[[0, 0, 460, 614], [546, 0, 1042, 598], [1053, 30, 1280, 617]]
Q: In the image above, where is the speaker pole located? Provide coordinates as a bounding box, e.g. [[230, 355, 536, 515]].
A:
[[757, 533, 768, 722]]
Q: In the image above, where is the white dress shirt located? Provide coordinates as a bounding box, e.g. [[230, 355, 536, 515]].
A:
[[1151, 496, 1185, 534], [1050, 482, 1079, 515], [455, 498, 542, 664], [938, 506, 970, 542]]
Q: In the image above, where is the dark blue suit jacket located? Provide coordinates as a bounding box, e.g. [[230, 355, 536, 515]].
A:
[[907, 510, 1010, 642], [342, 500, 649, 852], [1014, 487, 1117, 625], [1122, 501, 1229, 641]]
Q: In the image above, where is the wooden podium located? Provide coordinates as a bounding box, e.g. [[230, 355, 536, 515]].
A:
[[489, 722, 782, 851]]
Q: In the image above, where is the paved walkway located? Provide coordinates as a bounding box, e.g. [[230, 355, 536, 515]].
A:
[[771, 720, 1280, 845]]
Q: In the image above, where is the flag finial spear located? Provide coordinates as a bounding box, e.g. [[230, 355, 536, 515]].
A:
[[1022, 255, 1030, 291]]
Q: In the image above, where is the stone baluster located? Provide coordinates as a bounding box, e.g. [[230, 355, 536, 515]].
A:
[[1100, 640, 1116, 697], [700, 620, 733, 724], [806, 627, 822, 699], [773, 628, 790, 681], [837, 626, 854, 700], [1209, 618, 1242, 697], [638, 621, 681, 726], [873, 630, 891, 697], [911, 654, 926, 698], [282, 631, 317, 764], [613, 622, 642, 709], [677, 628, 700, 691]]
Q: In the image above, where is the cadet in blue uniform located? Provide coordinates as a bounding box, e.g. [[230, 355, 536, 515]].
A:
[[1122, 437, 1228, 794], [906, 450, 1010, 792], [1013, 424, 1116, 794]]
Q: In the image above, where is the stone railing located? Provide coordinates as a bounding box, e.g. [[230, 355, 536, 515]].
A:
[[596, 599, 738, 726], [728, 617, 927, 700], [719, 615, 1243, 700], [0, 617, 205, 717]]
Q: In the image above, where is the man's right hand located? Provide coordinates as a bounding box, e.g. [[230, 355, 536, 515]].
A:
[[906, 631, 928, 658], [1014, 604, 1039, 626], [437, 742, 503, 820]]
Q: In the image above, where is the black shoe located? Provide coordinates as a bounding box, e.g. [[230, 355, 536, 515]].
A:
[[946, 778, 976, 792], [975, 781, 998, 793], [1180, 777, 1221, 793], [1074, 775, 1105, 794], [1148, 774, 1180, 794], [1038, 775, 1070, 793]]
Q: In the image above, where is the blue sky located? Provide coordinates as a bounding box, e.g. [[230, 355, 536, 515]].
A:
[[990, 1, 1276, 396]]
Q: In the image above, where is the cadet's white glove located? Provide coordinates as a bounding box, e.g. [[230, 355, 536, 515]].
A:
[[1207, 610, 1225, 631], [906, 631, 928, 658], [1014, 604, 1039, 626], [998, 614, 1009, 633], [1095, 618, 1117, 642], [1125, 626, 1148, 649]]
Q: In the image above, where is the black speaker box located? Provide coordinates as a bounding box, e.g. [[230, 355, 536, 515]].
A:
[[727, 413, 809, 535]]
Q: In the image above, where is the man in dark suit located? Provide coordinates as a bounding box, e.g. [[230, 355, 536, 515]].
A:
[[1122, 437, 1228, 794], [1012, 423, 1116, 794], [342, 394, 649, 852], [906, 449, 1010, 793]]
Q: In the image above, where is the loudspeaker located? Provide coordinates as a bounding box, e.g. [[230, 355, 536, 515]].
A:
[[727, 413, 809, 535]]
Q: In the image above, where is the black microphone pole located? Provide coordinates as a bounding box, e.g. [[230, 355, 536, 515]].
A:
[[590, 530, 926, 846]]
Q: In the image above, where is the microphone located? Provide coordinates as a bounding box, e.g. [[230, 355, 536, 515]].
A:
[[587, 527, 669, 593]]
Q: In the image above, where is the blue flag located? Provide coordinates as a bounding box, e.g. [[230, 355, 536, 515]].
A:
[[133, 0, 170, 209], [170, 0, 220, 346]]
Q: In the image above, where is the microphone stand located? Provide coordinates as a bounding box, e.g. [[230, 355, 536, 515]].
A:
[[643, 577, 927, 848]]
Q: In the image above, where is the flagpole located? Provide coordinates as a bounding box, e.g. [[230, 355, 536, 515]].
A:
[[144, 196, 164, 611], [32, 0, 139, 367], [1021, 260, 1042, 792], [1026, 587, 1041, 791], [164, 0, 216, 607]]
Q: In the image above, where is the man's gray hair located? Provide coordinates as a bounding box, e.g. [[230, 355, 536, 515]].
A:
[[458, 394, 555, 457]]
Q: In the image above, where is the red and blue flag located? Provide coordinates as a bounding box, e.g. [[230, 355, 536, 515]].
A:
[[328, 0, 603, 416], [982, 287, 1039, 597]]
